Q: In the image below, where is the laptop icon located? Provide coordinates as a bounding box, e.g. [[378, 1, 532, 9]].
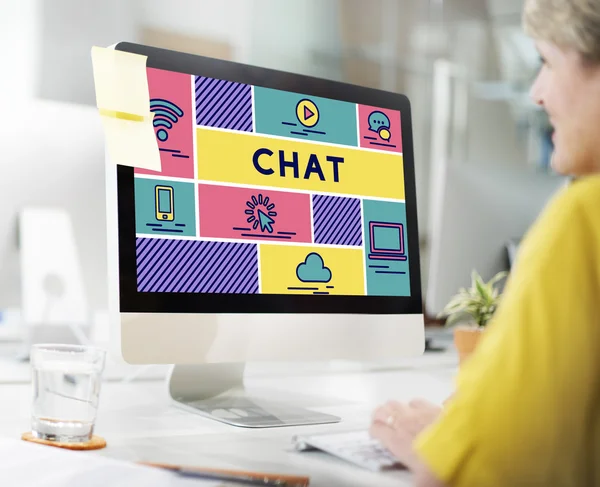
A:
[[368, 222, 407, 261]]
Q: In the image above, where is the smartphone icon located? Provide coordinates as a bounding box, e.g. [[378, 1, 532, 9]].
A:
[[155, 185, 174, 221]]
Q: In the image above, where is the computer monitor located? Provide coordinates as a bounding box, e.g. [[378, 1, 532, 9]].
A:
[[425, 162, 566, 317], [105, 42, 424, 427], [0, 99, 108, 339]]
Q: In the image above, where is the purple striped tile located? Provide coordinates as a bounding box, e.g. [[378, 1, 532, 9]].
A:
[[136, 238, 258, 293], [313, 195, 362, 246], [195, 76, 253, 132]]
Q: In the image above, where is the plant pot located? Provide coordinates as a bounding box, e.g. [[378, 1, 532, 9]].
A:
[[453, 325, 484, 365]]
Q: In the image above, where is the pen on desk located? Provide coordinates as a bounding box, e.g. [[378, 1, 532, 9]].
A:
[[140, 462, 310, 487], [176, 467, 305, 486]]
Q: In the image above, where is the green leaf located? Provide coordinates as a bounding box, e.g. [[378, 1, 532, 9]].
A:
[[488, 270, 508, 287], [444, 311, 469, 327], [475, 279, 489, 300], [440, 268, 507, 328]]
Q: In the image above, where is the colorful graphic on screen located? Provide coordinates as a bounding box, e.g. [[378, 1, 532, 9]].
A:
[[133, 69, 410, 296]]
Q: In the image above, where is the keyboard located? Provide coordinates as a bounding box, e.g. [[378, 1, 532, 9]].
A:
[[292, 430, 404, 472]]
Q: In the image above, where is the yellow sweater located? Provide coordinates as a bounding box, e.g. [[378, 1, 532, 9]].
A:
[[415, 174, 600, 486]]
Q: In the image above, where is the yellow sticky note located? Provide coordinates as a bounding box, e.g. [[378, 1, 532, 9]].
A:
[[91, 46, 150, 116], [91, 45, 161, 171], [100, 116, 161, 171]]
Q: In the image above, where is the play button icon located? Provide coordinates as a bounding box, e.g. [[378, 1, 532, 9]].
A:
[[296, 99, 319, 128]]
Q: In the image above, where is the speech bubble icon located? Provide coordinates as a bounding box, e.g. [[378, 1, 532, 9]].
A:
[[368, 111, 391, 133], [378, 127, 391, 141]]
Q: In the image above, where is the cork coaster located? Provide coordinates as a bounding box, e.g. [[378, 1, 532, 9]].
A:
[[21, 432, 107, 450]]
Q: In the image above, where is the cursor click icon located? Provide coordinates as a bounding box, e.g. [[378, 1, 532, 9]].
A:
[[257, 209, 275, 233]]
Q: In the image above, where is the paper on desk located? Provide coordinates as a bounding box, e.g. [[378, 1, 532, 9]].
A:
[[0, 439, 222, 487], [91, 46, 161, 171]]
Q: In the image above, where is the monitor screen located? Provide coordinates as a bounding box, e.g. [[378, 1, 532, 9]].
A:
[[132, 68, 411, 298], [372, 224, 403, 253], [114, 43, 421, 315], [156, 187, 172, 214]]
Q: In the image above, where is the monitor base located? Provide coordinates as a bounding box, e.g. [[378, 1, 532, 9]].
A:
[[166, 363, 341, 428]]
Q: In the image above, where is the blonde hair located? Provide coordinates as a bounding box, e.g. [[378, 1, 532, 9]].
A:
[[523, 0, 600, 62]]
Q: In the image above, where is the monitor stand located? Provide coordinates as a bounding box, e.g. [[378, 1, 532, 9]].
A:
[[166, 363, 341, 428]]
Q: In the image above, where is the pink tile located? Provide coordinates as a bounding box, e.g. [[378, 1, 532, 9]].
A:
[[357, 104, 402, 153], [135, 68, 194, 179], [198, 185, 312, 243]]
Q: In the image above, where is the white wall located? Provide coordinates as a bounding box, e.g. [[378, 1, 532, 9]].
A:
[[140, 0, 253, 62], [142, 0, 343, 80], [0, 100, 107, 313], [0, 0, 38, 99], [37, 0, 138, 105], [248, 0, 342, 79], [445, 21, 527, 168], [9, 0, 346, 107]]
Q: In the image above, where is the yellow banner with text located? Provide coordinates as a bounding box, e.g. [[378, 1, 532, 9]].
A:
[[196, 128, 405, 200]]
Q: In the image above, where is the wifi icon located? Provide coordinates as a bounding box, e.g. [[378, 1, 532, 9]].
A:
[[150, 99, 184, 142]]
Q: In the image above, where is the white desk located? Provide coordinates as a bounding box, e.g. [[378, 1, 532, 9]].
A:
[[0, 331, 457, 384], [0, 339, 457, 486]]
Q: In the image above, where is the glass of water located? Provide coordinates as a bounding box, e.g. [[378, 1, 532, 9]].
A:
[[30, 344, 106, 443]]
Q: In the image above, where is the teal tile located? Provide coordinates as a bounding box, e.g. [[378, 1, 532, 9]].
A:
[[134, 178, 196, 237], [254, 87, 358, 147], [363, 199, 411, 296]]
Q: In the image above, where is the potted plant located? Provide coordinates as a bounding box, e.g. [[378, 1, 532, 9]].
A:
[[438, 269, 507, 365]]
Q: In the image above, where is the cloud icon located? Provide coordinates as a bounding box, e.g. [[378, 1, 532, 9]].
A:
[[296, 253, 332, 283]]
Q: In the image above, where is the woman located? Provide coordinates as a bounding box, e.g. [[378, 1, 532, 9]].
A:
[[369, 0, 600, 485]]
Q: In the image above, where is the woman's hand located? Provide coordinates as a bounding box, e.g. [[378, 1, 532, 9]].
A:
[[369, 399, 442, 470]]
